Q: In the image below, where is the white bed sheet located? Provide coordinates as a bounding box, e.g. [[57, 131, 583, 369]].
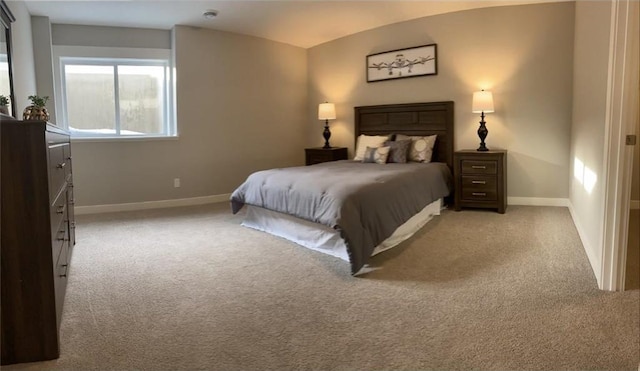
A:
[[242, 198, 443, 265]]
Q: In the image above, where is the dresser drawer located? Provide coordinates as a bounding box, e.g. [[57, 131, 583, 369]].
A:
[[54, 237, 69, 279], [461, 160, 497, 175], [53, 241, 69, 328], [48, 143, 70, 200], [46, 131, 69, 146], [67, 184, 76, 247], [50, 186, 67, 237], [51, 214, 69, 264]]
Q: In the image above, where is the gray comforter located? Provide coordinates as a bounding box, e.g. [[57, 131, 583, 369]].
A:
[[230, 160, 452, 274]]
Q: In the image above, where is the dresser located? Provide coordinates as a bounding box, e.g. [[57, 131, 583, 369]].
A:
[[1, 119, 75, 365], [453, 150, 507, 214], [305, 147, 348, 165]]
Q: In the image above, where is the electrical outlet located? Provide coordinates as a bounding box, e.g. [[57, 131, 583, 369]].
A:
[[626, 135, 636, 145], [173, 178, 181, 188]]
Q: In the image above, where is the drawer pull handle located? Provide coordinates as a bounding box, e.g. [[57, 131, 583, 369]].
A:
[[57, 229, 66, 241], [472, 192, 487, 196], [471, 180, 487, 184], [56, 205, 64, 214], [60, 265, 68, 278], [57, 162, 66, 169], [471, 165, 486, 169]]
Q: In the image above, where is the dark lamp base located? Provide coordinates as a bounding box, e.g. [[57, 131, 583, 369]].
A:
[[322, 119, 332, 149], [477, 112, 489, 152]]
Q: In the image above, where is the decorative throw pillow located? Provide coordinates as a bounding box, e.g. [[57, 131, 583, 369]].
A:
[[383, 139, 411, 163], [362, 146, 390, 164], [395, 134, 437, 163], [354, 135, 390, 161]]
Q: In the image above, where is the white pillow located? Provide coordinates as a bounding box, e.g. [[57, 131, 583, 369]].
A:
[[354, 135, 389, 161], [396, 134, 437, 163], [362, 146, 390, 164]]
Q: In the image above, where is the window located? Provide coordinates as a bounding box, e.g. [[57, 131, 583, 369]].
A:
[[60, 58, 175, 138], [0, 55, 10, 105]]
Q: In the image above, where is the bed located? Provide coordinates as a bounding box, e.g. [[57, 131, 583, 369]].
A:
[[230, 101, 455, 274]]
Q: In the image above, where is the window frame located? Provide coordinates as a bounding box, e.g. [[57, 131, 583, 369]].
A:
[[60, 57, 175, 139]]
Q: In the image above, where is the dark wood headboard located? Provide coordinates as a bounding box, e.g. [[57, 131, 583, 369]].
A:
[[354, 101, 455, 170]]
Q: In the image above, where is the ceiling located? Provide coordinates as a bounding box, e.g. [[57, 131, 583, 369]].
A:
[[20, 0, 563, 48]]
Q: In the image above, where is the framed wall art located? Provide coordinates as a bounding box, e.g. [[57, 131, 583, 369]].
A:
[[366, 44, 437, 82]]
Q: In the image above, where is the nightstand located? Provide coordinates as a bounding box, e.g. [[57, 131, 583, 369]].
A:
[[305, 147, 348, 165], [454, 150, 507, 214]]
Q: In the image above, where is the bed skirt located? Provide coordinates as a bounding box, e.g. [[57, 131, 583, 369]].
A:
[[241, 198, 443, 271]]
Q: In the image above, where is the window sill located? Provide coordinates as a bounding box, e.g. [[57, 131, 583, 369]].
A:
[[70, 135, 179, 143]]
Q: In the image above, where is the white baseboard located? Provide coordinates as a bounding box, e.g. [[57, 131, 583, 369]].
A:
[[567, 200, 601, 287], [75, 193, 232, 215], [507, 197, 569, 207], [74, 194, 634, 215]]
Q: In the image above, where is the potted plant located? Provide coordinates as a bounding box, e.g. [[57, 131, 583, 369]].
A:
[[0, 95, 9, 115], [23, 95, 50, 121]]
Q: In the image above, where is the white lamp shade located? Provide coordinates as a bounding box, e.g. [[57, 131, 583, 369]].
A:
[[318, 103, 336, 120], [472, 91, 495, 113]]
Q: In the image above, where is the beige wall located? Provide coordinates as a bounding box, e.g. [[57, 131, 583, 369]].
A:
[[52, 24, 171, 49], [6, 0, 36, 113], [569, 1, 612, 280], [7, 2, 599, 206], [31, 16, 56, 124], [70, 26, 307, 206], [307, 2, 575, 199]]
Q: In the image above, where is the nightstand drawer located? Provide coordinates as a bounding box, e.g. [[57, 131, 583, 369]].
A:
[[461, 188, 497, 201], [461, 160, 497, 175], [461, 176, 497, 191], [305, 147, 348, 165], [308, 153, 333, 164]]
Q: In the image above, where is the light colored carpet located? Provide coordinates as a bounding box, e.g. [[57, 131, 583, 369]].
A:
[[5, 204, 639, 370]]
